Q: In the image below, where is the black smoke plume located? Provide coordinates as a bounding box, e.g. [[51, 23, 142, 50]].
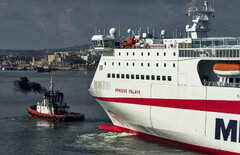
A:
[[14, 77, 47, 94]]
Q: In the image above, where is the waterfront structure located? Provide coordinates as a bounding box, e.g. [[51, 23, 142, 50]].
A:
[[89, 1, 240, 154]]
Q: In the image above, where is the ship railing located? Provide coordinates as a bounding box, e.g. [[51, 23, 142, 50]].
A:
[[179, 48, 240, 58], [192, 37, 240, 48], [203, 81, 240, 88]]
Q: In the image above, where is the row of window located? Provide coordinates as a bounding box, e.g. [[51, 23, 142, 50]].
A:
[[93, 40, 114, 48], [117, 49, 240, 58], [119, 52, 176, 57], [104, 62, 176, 68], [179, 49, 240, 58], [107, 73, 172, 81]]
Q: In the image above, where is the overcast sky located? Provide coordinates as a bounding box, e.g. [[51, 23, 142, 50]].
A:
[[0, 0, 239, 49]]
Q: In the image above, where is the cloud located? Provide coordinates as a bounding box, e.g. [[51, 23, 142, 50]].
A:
[[0, 2, 8, 7], [0, 0, 238, 49], [58, 8, 76, 35]]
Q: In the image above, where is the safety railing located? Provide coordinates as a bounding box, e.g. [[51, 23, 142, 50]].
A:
[[203, 81, 240, 88]]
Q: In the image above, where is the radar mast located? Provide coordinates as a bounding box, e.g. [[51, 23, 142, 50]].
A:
[[186, 0, 215, 39]]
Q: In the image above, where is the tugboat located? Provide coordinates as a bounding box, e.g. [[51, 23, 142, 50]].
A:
[[28, 77, 84, 121]]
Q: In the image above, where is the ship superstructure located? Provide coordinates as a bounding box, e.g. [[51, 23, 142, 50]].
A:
[[89, 1, 240, 154]]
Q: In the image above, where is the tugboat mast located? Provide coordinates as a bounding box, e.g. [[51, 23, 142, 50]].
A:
[[50, 76, 54, 93]]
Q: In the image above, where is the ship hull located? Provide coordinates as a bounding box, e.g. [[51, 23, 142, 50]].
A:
[[36, 67, 51, 72], [98, 124, 236, 155], [89, 39, 240, 154], [91, 96, 240, 154]]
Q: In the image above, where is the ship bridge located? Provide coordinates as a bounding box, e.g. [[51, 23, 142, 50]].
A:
[[92, 35, 115, 52]]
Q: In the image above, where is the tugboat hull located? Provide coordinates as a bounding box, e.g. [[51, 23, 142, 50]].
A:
[[28, 106, 84, 121]]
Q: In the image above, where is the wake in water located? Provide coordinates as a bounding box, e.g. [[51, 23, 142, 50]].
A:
[[65, 132, 199, 155], [2, 115, 29, 122], [72, 132, 135, 154]]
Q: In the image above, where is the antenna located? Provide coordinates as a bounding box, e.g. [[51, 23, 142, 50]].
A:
[[138, 27, 142, 36], [103, 16, 106, 35], [147, 27, 150, 34], [118, 19, 121, 37]]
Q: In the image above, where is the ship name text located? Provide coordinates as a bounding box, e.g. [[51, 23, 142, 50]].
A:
[[115, 88, 141, 95]]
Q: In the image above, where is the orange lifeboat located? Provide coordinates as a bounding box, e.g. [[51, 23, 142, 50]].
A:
[[213, 63, 240, 76]]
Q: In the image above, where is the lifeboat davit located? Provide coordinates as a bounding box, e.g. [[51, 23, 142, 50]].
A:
[[213, 63, 240, 77]]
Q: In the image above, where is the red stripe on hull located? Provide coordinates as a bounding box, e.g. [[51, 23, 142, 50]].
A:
[[94, 96, 240, 115], [99, 124, 239, 155]]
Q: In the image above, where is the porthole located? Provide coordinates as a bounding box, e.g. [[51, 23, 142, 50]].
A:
[[136, 75, 140, 79], [151, 75, 155, 80], [168, 76, 172, 81], [162, 76, 166, 81], [146, 75, 150, 80], [131, 74, 134, 79]]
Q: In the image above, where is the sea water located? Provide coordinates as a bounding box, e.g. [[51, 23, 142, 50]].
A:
[[0, 71, 200, 155]]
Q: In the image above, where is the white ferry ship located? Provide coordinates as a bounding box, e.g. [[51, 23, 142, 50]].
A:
[[89, 1, 240, 154]]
